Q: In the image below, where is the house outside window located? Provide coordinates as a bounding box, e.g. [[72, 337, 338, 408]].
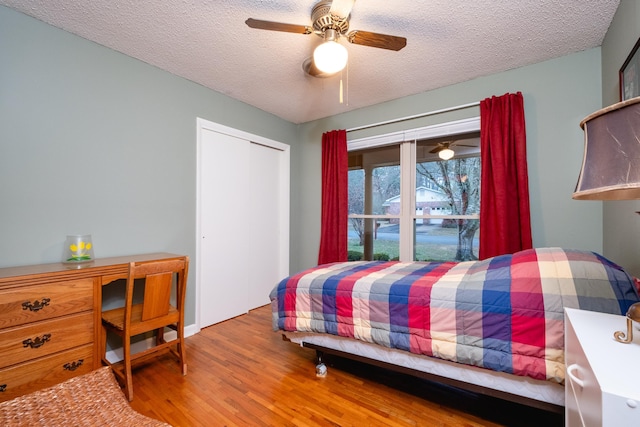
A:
[[347, 118, 480, 262]]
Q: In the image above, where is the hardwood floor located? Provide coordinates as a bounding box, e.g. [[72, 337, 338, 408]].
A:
[[129, 305, 564, 427]]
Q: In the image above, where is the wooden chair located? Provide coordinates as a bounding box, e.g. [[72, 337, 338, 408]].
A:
[[101, 256, 189, 401]]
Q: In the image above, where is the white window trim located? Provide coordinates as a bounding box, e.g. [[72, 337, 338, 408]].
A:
[[347, 117, 480, 152]]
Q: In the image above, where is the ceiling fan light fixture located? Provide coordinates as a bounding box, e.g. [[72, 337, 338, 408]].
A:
[[314, 28, 348, 74], [314, 40, 348, 74], [438, 148, 455, 160]]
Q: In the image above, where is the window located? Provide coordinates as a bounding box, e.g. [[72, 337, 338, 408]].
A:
[[414, 136, 480, 261], [347, 119, 480, 262], [348, 145, 401, 261]]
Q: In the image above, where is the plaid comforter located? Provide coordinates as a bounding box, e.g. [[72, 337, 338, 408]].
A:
[[270, 248, 640, 383]]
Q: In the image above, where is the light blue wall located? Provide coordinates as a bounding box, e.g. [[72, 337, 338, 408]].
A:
[[0, 6, 298, 324], [600, 0, 640, 277], [292, 49, 604, 272], [0, 4, 619, 321]]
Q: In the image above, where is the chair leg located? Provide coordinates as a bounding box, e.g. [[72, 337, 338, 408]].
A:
[[155, 327, 165, 346], [122, 337, 134, 401], [178, 323, 187, 375], [99, 324, 107, 366]]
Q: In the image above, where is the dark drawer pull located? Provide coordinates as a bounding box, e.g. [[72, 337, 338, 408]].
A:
[[63, 359, 84, 371], [0, 384, 6, 392], [23, 333, 51, 349], [22, 298, 51, 312]]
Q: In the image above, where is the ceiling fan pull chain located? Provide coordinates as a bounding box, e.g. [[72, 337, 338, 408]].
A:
[[339, 64, 349, 105], [345, 62, 349, 106]]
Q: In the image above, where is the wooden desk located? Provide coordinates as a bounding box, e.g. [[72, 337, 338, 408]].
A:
[[0, 253, 185, 401]]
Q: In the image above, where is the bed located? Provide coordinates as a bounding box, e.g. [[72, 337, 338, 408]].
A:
[[270, 247, 640, 412]]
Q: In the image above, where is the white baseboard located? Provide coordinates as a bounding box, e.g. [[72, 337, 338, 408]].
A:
[[105, 323, 200, 363]]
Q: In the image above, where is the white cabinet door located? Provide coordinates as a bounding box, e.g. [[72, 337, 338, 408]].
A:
[[565, 312, 602, 427], [565, 308, 640, 427]]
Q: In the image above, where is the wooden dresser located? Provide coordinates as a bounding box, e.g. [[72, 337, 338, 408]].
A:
[[0, 252, 184, 401]]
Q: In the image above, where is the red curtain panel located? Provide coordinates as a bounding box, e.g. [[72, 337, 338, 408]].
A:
[[479, 92, 533, 259], [318, 129, 348, 264]]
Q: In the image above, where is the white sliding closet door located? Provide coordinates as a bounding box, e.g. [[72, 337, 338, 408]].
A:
[[247, 143, 284, 309], [197, 119, 289, 329]]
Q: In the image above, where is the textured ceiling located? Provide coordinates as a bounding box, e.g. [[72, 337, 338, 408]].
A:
[[1, 1, 620, 124]]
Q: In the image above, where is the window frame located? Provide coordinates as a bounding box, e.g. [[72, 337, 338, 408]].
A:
[[348, 117, 481, 262]]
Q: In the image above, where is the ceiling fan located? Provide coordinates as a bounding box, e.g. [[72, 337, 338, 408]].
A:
[[245, 0, 407, 77], [429, 141, 478, 160]]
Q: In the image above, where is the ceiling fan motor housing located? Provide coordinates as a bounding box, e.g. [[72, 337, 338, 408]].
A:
[[312, 0, 349, 35]]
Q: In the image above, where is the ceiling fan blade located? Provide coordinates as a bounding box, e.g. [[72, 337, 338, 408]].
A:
[[429, 142, 450, 154], [245, 18, 312, 35], [347, 30, 407, 51], [329, 0, 356, 18]]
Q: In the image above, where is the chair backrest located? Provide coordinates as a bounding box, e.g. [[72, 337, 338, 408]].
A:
[[125, 256, 189, 324]]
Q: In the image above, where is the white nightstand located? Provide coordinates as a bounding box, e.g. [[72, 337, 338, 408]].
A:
[[565, 307, 640, 426]]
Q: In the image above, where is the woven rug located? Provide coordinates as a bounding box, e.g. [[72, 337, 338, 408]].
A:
[[0, 367, 171, 426]]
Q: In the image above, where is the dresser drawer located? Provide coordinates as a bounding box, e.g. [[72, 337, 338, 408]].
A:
[[0, 311, 94, 369], [0, 344, 93, 402], [0, 278, 94, 329]]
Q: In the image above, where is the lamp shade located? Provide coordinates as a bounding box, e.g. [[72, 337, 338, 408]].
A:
[[438, 148, 455, 160], [313, 40, 348, 74], [573, 97, 640, 200], [329, 0, 356, 18]]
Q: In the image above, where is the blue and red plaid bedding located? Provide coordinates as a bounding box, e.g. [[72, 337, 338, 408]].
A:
[[270, 248, 640, 383]]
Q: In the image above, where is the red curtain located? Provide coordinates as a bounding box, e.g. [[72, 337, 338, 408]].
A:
[[479, 92, 533, 259], [318, 129, 348, 264]]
